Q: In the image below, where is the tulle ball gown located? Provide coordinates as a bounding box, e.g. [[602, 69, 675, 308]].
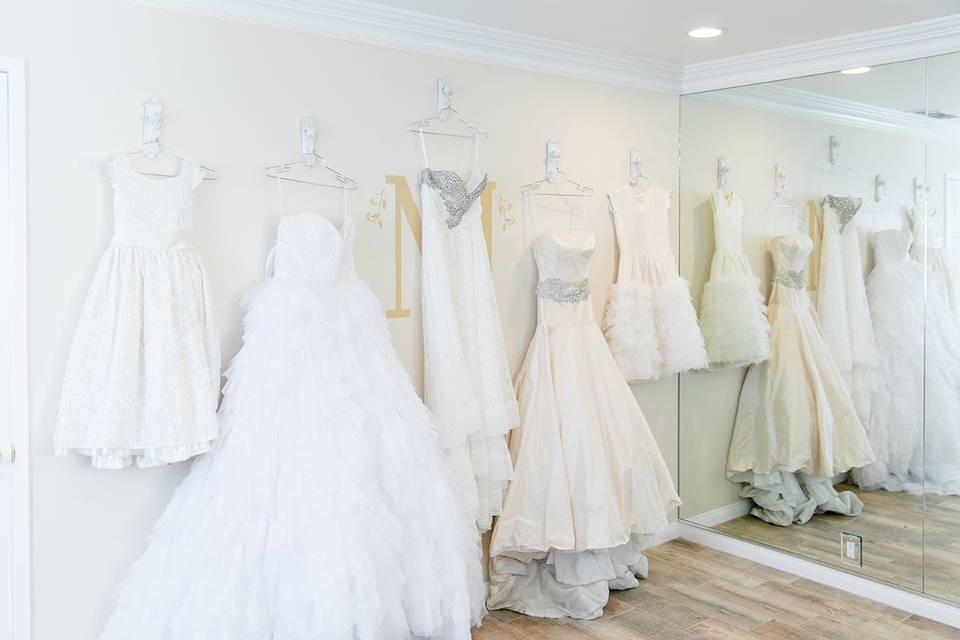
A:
[[854, 229, 960, 495], [488, 230, 681, 620], [98, 213, 485, 640]]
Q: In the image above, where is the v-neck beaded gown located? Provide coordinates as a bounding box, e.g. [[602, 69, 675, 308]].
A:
[[98, 213, 485, 640], [488, 230, 680, 620], [419, 145, 519, 533], [54, 154, 220, 469]]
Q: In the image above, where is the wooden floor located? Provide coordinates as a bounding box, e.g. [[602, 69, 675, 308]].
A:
[[715, 483, 960, 601], [473, 539, 960, 640]]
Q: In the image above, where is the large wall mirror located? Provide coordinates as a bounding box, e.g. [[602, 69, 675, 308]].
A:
[[679, 51, 960, 602]]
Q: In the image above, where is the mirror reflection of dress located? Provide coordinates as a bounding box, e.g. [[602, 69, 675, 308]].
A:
[[854, 229, 960, 495], [728, 233, 875, 526], [698, 190, 770, 368], [816, 196, 878, 425], [488, 230, 681, 620]]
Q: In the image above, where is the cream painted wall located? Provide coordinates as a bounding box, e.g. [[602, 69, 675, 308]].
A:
[[1, 1, 682, 638], [676, 94, 939, 519]]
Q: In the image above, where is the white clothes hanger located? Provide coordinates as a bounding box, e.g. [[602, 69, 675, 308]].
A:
[[85, 97, 219, 180], [861, 174, 909, 232], [764, 162, 806, 236], [408, 76, 488, 141], [264, 116, 358, 191], [518, 139, 594, 198], [817, 136, 856, 177]]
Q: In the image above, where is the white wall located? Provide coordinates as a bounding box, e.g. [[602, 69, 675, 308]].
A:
[[0, 2, 682, 638], [677, 95, 937, 518]]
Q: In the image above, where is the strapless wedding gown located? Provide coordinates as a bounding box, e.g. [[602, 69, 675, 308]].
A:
[[98, 213, 485, 640], [488, 230, 680, 620]]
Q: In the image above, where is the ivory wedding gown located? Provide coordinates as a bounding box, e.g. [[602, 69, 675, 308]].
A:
[[488, 229, 681, 620], [698, 190, 770, 368], [98, 213, 485, 640], [418, 131, 519, 532], [854, 229, 960, 495], [728, 233, 875, 526], [603, 183, 707, 381], [55, 154, 220, 469]]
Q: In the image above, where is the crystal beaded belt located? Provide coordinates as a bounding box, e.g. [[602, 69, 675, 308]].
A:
[[535, 278, 590, 303], [112, 221, 195, 251], [775, 270, 806, 289]]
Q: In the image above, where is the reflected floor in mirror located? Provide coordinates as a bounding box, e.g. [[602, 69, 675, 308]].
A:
[[473, 539, 960, 640], [714, 484, 960, 600]]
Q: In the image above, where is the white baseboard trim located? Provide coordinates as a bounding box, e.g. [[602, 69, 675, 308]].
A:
[[639, 523, 683, 550], [675, 523, 960, 630], [686, 500, 753, 528]]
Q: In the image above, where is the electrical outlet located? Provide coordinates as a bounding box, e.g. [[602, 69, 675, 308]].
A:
[[841, 532, 863, 567]]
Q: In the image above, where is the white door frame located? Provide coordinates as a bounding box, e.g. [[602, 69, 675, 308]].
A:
[[0, 55, 30, 640]]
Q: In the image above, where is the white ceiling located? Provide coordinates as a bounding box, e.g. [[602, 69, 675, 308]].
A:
[[382, 0, 960, 64]]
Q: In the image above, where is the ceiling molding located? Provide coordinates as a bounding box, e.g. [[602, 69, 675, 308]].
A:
[[125, 1, 960, 96], [681, 14, 960, 94], [692, 84, 960, 142], [126, 0, 684, 93]]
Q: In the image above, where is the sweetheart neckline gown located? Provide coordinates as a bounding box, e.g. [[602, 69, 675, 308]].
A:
[[97, 212, 486, 640], [488, 229, 680, 620]]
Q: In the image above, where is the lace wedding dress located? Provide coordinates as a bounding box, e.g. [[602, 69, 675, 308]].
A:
[[603, 184, 707, 382], [98, 213, 486, 640], [728, 233, 875, 526], [54, 154, 220, 469], [817, 195, 877, 425], [488, 228, 680, 620], [418, 132, 519, 532], [698, 190, 770, 368], [854, 230, 960, 495]]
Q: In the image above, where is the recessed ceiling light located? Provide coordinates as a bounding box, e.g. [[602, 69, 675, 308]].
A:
[[840, 66, 872, 75], [687, 26, 725, 39]]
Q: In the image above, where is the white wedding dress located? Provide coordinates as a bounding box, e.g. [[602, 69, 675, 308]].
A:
[[698, 190, 770, 368], [854, 230, 960, 495], [488, 229, 681, 620], [418, 132, 519, 532], [98, 213, 485, 640], [817, 195, 877, 425], [603, 184, 707, 382], [728, 233, 875, 526], [54, 154, 220, 469]]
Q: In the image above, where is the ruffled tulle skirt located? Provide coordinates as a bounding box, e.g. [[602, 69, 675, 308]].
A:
[[698, 252, 770, 368], [488, 322, 681, 620], [54, 244, 220, 469], [98, 277, 485, 640], [603, 251, 708, 382]]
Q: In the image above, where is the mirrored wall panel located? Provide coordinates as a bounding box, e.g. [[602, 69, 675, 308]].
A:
[[679, 58, 935, 595]]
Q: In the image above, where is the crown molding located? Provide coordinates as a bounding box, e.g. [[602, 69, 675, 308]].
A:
[[126, 0, 684, 93], [692, 84, 960, 143], [681, 14, 960, 94]]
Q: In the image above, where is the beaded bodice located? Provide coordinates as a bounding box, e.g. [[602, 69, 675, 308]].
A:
[[770, 233, 812, 301], [822, 195, 862, 234], [533, 231, 595, 326], [420, 168, 487, 229], [271, 213, 356, 286]]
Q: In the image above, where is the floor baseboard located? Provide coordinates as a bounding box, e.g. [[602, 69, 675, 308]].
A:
[[675, 522, 960, 630], [685, 500, 753, 527]]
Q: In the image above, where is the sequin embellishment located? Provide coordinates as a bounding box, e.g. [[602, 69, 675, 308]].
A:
[[420, 169, 488, 229], [823, 195, 862, 233], [775, 269, 806, 290], [535, 278, 590, 303]]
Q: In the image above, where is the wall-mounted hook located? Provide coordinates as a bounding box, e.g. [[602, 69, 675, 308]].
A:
[[875, 175, 887, 203], [299, 116, 318, 168], [629, 147, 643, 187], [437, 76, 453, 122], [774, 163, 789, 199], [717, 156, 730, 192], [545, 139, 561, 182], [914, 177, 927, 206], [829, 135, 841, 164], [142, 96, 163, 159]]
